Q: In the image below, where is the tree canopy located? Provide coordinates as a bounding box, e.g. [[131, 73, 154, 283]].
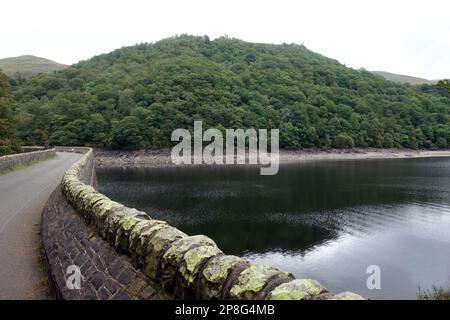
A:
[[10, 35, 450, 150], [0, 71, 20, 155]]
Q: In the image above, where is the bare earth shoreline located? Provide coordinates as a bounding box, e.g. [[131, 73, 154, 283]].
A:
[[94, 148, 450, 168]]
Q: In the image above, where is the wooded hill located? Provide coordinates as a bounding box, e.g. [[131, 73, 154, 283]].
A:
[[9, 35, 450, 150]]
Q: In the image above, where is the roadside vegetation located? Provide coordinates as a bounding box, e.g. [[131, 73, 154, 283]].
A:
[[418, 285, 450, 300]]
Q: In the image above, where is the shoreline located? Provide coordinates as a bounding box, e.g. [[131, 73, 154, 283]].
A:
[[94, 148, 450, 168]]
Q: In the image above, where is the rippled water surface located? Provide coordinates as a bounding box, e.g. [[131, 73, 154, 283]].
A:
[[97, 157, 450, 299]]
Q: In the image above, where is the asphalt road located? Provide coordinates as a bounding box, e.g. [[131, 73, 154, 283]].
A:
[[0, 152, 82, 299]]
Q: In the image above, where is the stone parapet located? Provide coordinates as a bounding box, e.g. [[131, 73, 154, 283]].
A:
[[0, 148, 55, 173]]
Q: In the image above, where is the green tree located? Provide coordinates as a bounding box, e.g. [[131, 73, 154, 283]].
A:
[[111, 116, 144, 150], [85, 113, 109, 146], [437, 79, 450, 95], [436, 137, 448, 148], [333, 133, 355, 148], [49, 129, 79, 146], [383, 133, 394, 148], [0, 71, 21, 155]]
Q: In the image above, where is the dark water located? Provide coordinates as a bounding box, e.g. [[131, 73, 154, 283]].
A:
[[97, 157, 450, 299]]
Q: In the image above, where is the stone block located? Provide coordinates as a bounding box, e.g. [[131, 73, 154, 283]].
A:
[[160, 235, 217, 293], [114, 215, 145, 254], [92, 199, 124, 238], [266, 279, 328, 300], [174, 245, 223, 299], [228, 265, 294, 300], [199, 255, 249, 300], [129, 219, 167, 266], [329, 292, 365, 300], [144, 226, 187, 282]]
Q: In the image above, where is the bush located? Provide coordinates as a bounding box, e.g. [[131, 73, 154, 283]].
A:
[[111, 116, 144, 150], [418, 285, 450, 300], [333, 133, 354, 149]]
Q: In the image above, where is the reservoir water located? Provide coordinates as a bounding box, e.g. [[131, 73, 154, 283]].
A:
[[97, 157, 450, 299]]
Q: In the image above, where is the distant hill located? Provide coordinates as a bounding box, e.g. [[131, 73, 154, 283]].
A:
[[371, 71, 438, 85], [0, 55, 67, 78]]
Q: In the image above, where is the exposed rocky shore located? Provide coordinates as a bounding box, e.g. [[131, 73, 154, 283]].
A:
[[94, 148, 450, 168]]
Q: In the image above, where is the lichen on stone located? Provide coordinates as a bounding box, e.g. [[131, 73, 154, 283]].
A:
[[67, 183, 89, 204], [160, 235, 217, 291], [76, 187, 98, 220], [81, 192, 109, 224], [129, 220, 157, 250], [200, 255, 248, 299], [329, 292, 365, 300], [229, 265, 293, 300], [128, 220, 164, 266], [91, 199, 123, 236], [104, 210, 126, 244], [178, 245, 222, 288], [114, 215, 145, 254], [266, 279, 328, 300], [144, 226, 187, 281], [135, 221, 168, 259]]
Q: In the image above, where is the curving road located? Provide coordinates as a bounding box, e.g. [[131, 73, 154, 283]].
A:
[[0, 152, 82, 299]]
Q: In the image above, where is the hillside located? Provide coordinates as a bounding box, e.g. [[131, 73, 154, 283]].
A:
[[0, 55, 67, 78], [10, 35, 450, 150], [371, 71, 438, 85]]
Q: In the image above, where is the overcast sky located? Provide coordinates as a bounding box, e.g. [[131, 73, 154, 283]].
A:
[[1, 0, 449, 79]]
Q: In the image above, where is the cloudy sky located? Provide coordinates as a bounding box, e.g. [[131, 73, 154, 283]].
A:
[[1, 0, 449, 79]]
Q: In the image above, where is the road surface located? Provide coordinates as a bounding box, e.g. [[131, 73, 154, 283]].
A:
[[0, 152, 82, 299]]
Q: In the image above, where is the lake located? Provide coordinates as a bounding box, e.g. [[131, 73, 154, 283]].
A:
[[96, 157, 450, 299]]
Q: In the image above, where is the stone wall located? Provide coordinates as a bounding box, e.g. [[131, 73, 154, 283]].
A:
[[55, 146, 92, 154], [21, 146, 46, 153], [42, 186, 169, 300], [0, 148, 55, 173], [43, 147, 364, 300]]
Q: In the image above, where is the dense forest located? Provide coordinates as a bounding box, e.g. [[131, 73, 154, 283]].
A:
[[0, 71, 20, 155], [9, 35, 450, 150]]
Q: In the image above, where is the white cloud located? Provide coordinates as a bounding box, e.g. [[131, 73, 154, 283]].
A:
[[0, 0, 448, 79]]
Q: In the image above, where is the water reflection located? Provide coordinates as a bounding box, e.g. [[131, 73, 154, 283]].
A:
[[97, 157, 450, 299]]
